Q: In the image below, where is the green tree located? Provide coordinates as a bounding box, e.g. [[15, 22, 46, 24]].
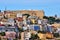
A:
[[31, 33, 39, 40], [48, 17, 55, 24], [43, 16, 48, 19], [23, 14, 30, 18], [18, 28, 23, 32], [0, 32, 5, 36]]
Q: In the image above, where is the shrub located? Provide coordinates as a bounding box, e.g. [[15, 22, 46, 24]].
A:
[[1, 32, 5, 36], [31, 33, 39, 40]]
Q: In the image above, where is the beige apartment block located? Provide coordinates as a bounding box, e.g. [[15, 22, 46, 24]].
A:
[[4, 10, 44, 19]]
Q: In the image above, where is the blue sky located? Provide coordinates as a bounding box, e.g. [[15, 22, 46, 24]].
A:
[[0, 0, 60, 17]]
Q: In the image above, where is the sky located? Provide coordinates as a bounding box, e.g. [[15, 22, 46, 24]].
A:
[[0, 0, 60, 17]]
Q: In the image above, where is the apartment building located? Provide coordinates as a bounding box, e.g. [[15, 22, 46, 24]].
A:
[[4, 10, 44, 19]]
